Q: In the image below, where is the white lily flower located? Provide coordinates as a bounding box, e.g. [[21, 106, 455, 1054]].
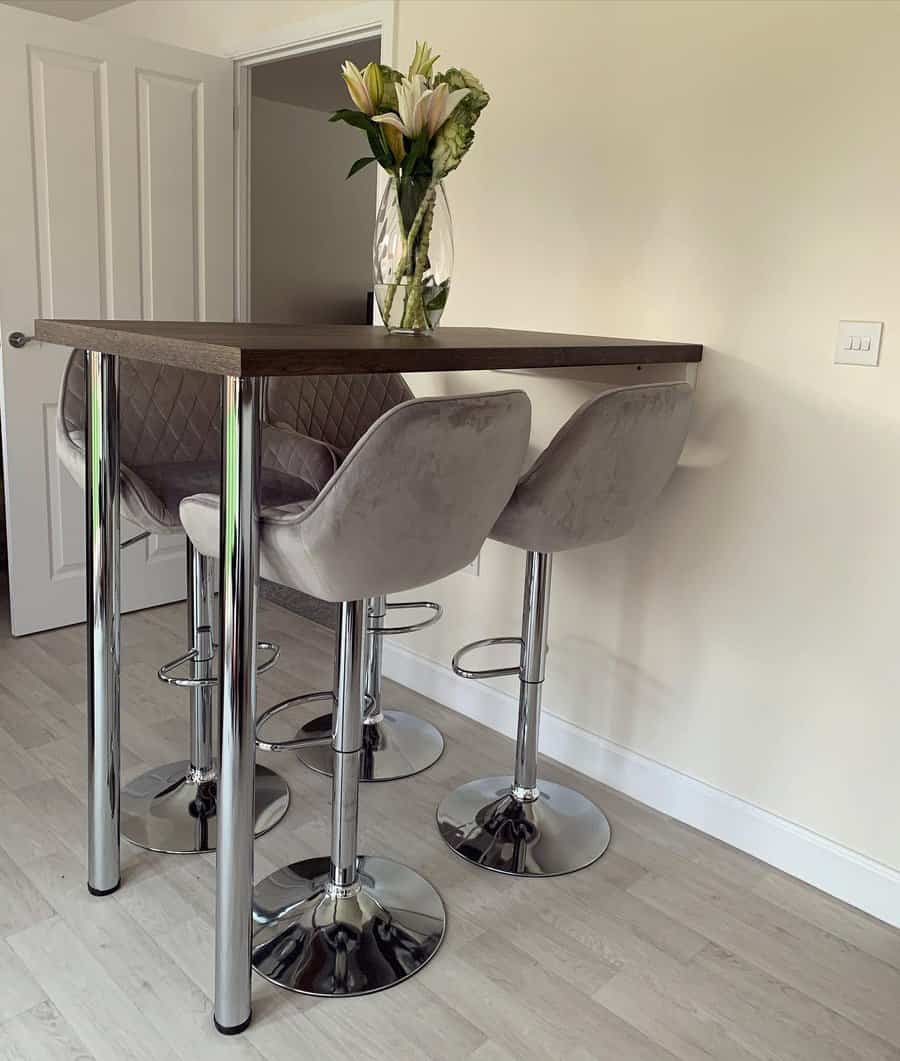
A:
[[424, 82, 470, 137], [373, 75, 469, 140], [341, 60, 375, 115]]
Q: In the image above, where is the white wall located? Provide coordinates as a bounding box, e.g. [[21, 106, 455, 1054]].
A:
[[251, 95, 374, 323], [86, 0, 363, 53], [88, 0, 900, 880]]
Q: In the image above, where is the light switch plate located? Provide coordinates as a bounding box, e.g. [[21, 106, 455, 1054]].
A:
[[835, 320, 882, 366]]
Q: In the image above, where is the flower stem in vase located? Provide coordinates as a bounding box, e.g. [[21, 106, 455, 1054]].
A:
[[383, 179, 437, 326], [402, 196, 435, 330]]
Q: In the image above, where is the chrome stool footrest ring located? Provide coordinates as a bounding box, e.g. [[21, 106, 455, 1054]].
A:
[[158, 640, 280, 687], [451, 637, 522, 679], [371, 600, 443, 636], [255, 691, 335, 752]]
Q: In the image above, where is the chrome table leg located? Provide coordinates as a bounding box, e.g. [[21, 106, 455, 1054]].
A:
[[437, 551, 611, 877], [214, 376, 261, 1035], [85, 349, 121, 897], [297, 594, 444, 781]]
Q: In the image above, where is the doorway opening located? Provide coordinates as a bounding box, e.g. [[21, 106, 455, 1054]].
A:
[[248, 37, 380, 327], [242, 31, 383, 627]]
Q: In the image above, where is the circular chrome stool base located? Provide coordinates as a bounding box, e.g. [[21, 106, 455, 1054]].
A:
[[252, 855, 446, 997], [296, 710, 444, 781], [121, 761, 290, 854], [436, 776, 611, 877]]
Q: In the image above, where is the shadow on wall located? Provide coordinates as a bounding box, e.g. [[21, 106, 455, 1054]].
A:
[[540, 347, 900, 848], [554, 361, 748, 745], [539, 359, 746, 744]]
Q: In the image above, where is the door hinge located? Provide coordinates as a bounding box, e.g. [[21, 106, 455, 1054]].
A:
[[233, 105, 239, 132]]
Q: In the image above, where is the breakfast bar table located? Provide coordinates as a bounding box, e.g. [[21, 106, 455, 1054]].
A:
[[32, 320, 702, 1034]]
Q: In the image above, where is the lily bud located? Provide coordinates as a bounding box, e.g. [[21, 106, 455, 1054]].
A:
[[341, 60, 375, 115], [408, 40, 439, 80], [382, 123, 406, 165], [363, 63, 384, 109]]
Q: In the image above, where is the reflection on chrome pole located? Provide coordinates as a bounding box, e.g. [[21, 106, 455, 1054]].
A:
[[85, 349, 121, 896]]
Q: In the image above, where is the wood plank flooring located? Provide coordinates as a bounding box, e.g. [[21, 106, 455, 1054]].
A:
[[1, 593, 899, 1060]]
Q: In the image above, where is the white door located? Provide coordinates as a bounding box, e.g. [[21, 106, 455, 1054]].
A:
[[0, 4, 234, 636]]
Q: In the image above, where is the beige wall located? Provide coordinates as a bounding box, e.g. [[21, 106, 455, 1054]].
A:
[[251, 95, 375, 323], [397, 0, 900, 872], [90, 0, 900, 871]]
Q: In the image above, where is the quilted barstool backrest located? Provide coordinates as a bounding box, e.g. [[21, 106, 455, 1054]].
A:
[[265, 373, 413, 454], [59, 349, 222, 469], [490, 382, 694, 554]]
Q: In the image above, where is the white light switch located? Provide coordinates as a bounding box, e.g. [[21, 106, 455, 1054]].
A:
[[835, 321, 882, 366]]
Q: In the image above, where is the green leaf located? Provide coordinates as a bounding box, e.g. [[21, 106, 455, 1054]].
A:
[[365, 127, 394, 170], [330, 108, 393, 170], [346, 156, 376, 179], [424, 280, 449, 311], [377, 65, 403, 110], [330, 108, 375, 131], [431, 69, 490, 178], [400, 129, 430, 184]]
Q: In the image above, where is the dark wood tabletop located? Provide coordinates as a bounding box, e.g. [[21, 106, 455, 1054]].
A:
[[34, 320, 703, 377]]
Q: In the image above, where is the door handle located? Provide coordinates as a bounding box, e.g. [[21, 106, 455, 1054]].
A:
[[7, 332, 32, 348]]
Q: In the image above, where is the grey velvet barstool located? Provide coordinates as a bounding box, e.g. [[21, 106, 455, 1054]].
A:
[[265, 373, 446, 781], [180, 388, 531, 996], [56, 349, 330, 854], [438, 382, 693, 877]]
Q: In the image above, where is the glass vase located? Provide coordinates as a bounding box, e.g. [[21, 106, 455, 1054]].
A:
[[373, 177, 453, 334]]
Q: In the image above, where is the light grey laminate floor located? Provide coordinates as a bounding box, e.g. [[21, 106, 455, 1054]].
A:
[[0, 593, 898, 1060]]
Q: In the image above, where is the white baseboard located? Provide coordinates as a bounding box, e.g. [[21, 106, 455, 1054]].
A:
[[382, 640, 900, 929]]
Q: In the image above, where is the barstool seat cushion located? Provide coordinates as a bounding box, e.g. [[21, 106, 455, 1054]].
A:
[[56, 351, 330, 534], [490, 382, 693, 554], [133, 451, 320, 529], [181, 390, 532, 603], [60, 421, 324, 533]]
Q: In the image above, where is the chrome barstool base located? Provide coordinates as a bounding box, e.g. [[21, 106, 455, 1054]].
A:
[[436, 775, 611, 877], [252, 855, 446, 996], [122, 761, 290, 854], [296, 710, 444, 781]]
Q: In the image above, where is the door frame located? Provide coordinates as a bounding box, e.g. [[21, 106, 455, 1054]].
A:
[[232, 0, 394, 322]]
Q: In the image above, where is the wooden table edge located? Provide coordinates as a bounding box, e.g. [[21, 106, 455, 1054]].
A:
[[34, 319, 703, 377]]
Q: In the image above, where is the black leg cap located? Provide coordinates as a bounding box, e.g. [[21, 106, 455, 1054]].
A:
[[87, 880, 121, 897], [214, 1014, 252, 1036]]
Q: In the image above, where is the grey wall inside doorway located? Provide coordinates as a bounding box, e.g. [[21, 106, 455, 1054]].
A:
[[250, 38, 380, 326]]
